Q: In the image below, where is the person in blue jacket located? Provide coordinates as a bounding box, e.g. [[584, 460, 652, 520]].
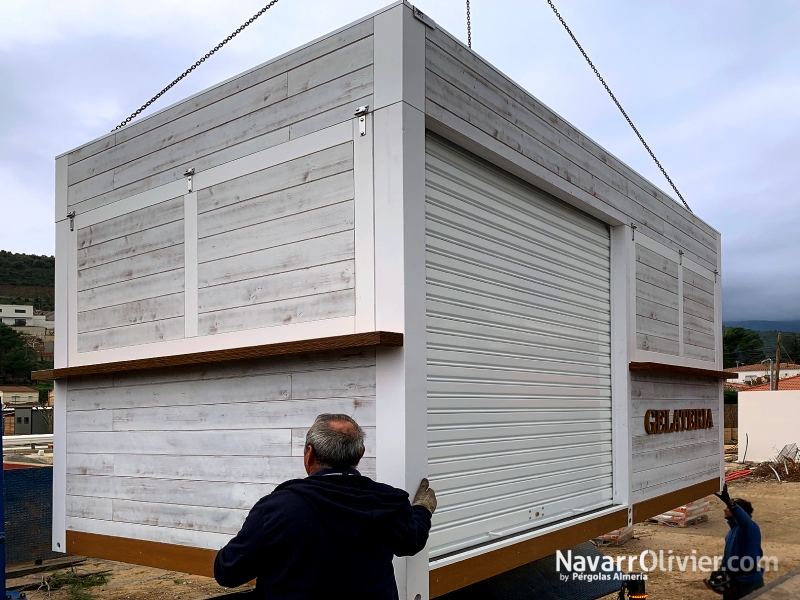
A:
[[714, 484, 764, 599], [214, 413, 436, 600]]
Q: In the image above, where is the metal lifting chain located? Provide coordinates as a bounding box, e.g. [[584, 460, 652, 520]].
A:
[[113, 0, 281, 131], [545, 0, 692, 213], [466, 0, 472, 48]]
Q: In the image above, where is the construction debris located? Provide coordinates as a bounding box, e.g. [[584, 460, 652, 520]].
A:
[[651, 496, 712, 528], [749, 443, 800, 482], [593, 525, 634, 546]]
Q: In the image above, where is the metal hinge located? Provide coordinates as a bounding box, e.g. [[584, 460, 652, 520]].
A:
[[67, 211, 76, 232], [354, 105, 369, 137], [412, 6, 436, 29], [184, 168, 195, 193]]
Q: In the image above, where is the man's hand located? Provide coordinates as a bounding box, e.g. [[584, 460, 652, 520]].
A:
[[714, 483, 733, 507], [412, 478, 437, 515]]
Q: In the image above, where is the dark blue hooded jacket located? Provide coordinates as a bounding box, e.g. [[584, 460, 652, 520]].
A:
[[723, 504, 763, 584], [214, 468, 432, 600]]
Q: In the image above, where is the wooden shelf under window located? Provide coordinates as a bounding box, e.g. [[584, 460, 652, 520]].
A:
[[629, 361, 736, 379], [31, 332, 403, 381]]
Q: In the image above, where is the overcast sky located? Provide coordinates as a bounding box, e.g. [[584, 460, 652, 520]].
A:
[[2, 0, 798, 321]]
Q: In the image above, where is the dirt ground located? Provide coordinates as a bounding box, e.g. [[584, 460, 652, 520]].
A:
[[598, 479, 800, 600], [9, 479, 800, 600]]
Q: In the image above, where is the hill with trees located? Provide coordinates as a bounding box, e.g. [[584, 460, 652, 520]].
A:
[[0, 251, 55, 287]]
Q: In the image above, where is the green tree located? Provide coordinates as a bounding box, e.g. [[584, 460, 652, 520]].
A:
[[723, 327, 765, 369], [2, 346, 35, 379], [0, 322, 25, 374]]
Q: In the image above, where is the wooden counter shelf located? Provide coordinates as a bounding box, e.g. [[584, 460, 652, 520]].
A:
[[31, 331, 403, 380], [629, 361, 736, 379]]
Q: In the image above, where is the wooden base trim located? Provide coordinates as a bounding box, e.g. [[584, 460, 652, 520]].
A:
[[632, 478, 721, 524], [65, 479, 721, 594], [429, 509, 628, 597], [630, 361, 735, 379], [66, 531, 217, 578], [32, 331, 403, 380], [430, 477, 722, 597]]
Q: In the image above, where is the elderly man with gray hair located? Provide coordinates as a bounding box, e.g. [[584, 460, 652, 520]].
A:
[[214, 413, 436, 600]]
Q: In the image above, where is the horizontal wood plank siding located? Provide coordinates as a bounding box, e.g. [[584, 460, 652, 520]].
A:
[[65, 349, 377, 550], [76, 197, 185, 352], [66, 23, 373, 215], [196, 141, 356, 336], [683, 269, 715, 361], [630, 371, 721, 503], [424, 28, 718, 271], [634, 242, 679, 355]]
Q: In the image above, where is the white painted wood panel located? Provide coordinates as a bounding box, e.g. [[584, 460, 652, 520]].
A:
[[77, 244, 184, 292], [77, 293, 185, 334], [198, 261, 353, 313], [77, 197, 184, 249], [66, 516, 230, 550], [67, 475, 274, 510], [424, 28, 719, 271], [198, 288, 354, 336], [197, 202, 353, 265], [288, 35, 373, 95], [77, 317, 185, 353], [197, 170, 353, 238], [198, 231, 354, 289], [629, 371, 720, 501], [65, 352, 377, 549], [68, 67, 372, 212], [196, 143, 352, 218]]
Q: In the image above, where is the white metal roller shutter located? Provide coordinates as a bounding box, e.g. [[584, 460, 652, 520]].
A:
[[425, 134, 613, 558]]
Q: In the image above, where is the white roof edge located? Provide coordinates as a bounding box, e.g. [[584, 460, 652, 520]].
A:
[[56, 1, 408, 160], [429, 21, 719, 236]]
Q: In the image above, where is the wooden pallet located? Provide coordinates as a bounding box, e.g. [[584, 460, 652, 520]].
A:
[[654, 514, 709, 528]]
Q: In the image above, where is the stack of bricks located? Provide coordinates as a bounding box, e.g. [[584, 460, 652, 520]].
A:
[[593, 525, 634, 545], [652, 496, 712, 527]]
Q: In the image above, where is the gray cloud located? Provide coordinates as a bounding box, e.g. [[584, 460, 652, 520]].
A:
[[1, 0, 798, 321]]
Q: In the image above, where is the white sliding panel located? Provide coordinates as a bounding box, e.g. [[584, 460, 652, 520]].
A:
[[425, 134, 613, 558], [67, 121, 375, 367]]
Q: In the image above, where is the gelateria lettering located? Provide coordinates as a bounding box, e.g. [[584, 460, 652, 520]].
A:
[[644, 409, 713, 434]]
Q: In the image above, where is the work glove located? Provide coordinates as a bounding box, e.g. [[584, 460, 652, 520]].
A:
[[412, 478, 437, 515], [714, 483, 733, 508]]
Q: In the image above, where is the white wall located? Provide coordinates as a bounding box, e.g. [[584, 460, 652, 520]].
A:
[[738, 390, 800, 462], [729, 369, 800, 384]]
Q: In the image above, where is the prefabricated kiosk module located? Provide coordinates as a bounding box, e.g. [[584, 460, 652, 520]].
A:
[[36, 3, 731, 597]]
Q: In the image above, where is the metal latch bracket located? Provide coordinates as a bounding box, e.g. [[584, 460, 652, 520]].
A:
[[67, 211, 76, 232], [184, 168, 195, 193], [354, 105, 369, 137], [412, 6, 436, 29]]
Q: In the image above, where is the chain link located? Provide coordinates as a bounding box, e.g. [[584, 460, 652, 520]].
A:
[[113, 0, 281, 131], [545, 0, 692, 213], [466, 0, 472, 48]]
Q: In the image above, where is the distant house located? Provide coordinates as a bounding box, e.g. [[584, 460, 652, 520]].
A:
[[724, 362, 800, 384], [1, 386, 45, 435], [740, 373, 800, 392], [0, 385, 38, 406], [0, 304, 33, 326]]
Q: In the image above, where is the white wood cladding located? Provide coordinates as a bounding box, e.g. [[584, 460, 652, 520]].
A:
[[196, 142, 356, 335], [424, 135, 613, 558], [65, 21, 374, 215], [64, 349, 377, 550], [424, 25, 719, 273], [76, 197, 186, 353], [634, 234, 717, 362], [630, 372, 720, 502]]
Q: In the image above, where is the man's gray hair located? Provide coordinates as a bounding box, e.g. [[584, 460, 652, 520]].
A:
[[305, 414, 366, 468]]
